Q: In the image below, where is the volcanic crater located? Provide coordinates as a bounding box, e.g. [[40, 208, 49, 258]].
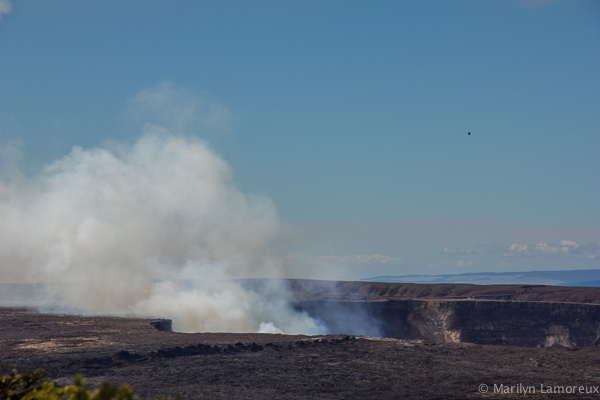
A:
[[2, 280, 600, 399]]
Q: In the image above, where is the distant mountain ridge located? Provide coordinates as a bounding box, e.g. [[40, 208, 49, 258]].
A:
[[362, 269, 600, 287]]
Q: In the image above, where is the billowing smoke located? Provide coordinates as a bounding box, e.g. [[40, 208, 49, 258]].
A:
[[0, 127, 326, 334]]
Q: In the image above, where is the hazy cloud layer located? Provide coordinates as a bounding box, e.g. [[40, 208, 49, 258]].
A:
[[280, 253, 403, 281], [442, 247, 474, 255], [315, 254, 402, 265], [0, 0, 11, 20], [501, 240, 599, 259], [442, 240, 599, 261], [424, 259, 475, 269], [285, 253, 402, 266]]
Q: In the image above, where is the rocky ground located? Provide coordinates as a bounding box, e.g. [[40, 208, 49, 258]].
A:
[[2, 307, 600, 399]]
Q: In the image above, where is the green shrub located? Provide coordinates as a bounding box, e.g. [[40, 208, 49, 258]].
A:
[[1, 369, 46, 400], [0, 370, 179, 400]]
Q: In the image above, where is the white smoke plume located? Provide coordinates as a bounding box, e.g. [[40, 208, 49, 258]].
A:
[[0, 127, 325, 334], [126, 80, 233, 135]]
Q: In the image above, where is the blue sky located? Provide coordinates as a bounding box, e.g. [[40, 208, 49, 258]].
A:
[[1, 0, 599, 281]]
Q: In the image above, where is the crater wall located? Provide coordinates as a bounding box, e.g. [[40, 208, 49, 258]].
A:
[[295, 299, 600, 347]]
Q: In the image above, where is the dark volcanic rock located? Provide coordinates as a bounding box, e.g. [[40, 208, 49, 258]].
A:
[[150, 319, 172, 332]]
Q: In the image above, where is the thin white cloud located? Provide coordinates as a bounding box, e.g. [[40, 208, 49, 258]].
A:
[[455, 260, 473, 269], [502, 240, 598, 259], [425, 259, 476, 269], [318, 254, 402, 265], [509, 243, 528, 253], [443, 247, 474, 255], [0, 0, 11, 20], [560, 240, 577, 247]]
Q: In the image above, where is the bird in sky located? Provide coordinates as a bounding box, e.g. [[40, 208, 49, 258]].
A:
[[468, 132, 471, 135]]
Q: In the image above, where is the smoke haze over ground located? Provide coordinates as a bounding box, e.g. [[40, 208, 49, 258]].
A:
[[0, 127, 326, 334]]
